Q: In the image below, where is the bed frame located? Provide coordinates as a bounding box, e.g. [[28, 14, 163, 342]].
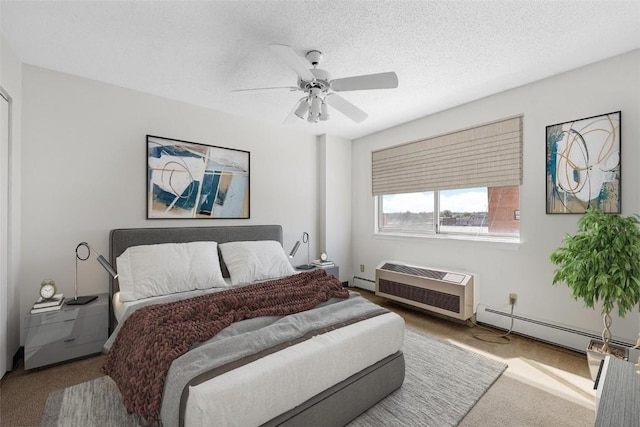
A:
[[108, 225, 404, 426]]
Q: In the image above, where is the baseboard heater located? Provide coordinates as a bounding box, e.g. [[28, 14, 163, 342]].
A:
[[375, 261, 474, 321], [482, 307, 636, 353]]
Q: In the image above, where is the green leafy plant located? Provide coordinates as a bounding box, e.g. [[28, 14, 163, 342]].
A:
[[550, 207, 640, 353]]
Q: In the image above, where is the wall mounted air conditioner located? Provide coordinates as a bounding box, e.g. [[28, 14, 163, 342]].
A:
[[375, 261, 474, 321]]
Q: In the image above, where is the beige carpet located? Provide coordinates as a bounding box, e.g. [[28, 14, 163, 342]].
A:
[[40, 329, 507, 426], [1, 293, 597, 427], [1, 344, 595, 427], [459, 374, 594, 427]]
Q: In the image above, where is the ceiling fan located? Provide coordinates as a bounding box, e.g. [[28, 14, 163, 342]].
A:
[[233, 44, 399, 123]]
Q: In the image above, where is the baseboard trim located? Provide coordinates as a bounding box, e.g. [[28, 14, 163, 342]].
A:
[[352, 276, 375, 291]]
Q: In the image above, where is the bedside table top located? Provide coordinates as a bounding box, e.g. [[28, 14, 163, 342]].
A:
[[25, 293, 108, 327]]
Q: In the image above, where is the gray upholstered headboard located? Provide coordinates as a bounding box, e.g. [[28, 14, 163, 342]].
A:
[[108, 225, 283, 332]]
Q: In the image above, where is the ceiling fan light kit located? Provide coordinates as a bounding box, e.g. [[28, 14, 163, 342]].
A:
[[234, 44, 398, 124], [294, 98, 309, 119]]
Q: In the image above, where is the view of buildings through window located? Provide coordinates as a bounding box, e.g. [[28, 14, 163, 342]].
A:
[[379, 186, 520, 236]]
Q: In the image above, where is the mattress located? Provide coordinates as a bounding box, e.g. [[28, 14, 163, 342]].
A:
[[184, 311, 405, 426]]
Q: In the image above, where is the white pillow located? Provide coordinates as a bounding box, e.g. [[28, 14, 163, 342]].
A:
[[116, 241, 227, 302], [219, 240, 296, 286]]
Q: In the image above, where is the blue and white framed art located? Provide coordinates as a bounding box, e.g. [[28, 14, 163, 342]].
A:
[[546, 111, 620, 214], [147, 135, 250, 219]]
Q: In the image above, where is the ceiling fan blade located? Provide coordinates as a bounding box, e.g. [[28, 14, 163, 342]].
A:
[[326, 93, 368, 123], [330, 71, 398, 92], [269, 44, 316, 82], [231, 86, 298, 94]]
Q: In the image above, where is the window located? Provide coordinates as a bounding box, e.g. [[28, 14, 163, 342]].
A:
[[379, 186, 519, 237], [372, 116, 522, 239], [379, 191, 435, 232]]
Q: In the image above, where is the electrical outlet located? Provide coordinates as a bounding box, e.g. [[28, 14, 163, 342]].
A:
[[509, 293, 518, 305], [360, 264, 365, 273]]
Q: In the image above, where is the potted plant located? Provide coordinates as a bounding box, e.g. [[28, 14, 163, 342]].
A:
[[550, 207, 640, 379]]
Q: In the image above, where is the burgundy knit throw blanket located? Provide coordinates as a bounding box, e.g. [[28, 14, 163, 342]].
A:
[[101, 269, 348, 423]]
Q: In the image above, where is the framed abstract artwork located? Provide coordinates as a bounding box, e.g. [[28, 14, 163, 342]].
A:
[[545, 111, 621, 214], [147, 135, 250, 219]]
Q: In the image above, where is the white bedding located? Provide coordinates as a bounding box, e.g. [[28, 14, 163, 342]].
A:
[[112, 278, 234, 323], [185, 311, 405, 427], [111, 283, 405, 427], [116, 241, 227, 301]]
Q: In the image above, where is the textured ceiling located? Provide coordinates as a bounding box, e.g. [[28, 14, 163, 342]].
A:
[[1, 1, 640, 140]]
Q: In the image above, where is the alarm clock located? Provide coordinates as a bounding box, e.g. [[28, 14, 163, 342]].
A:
[[39, 279, 57, 300], [320, 252, 328, 262]]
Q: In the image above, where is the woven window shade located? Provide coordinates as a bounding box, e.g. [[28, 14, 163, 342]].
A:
[[372, 116, 522, 196]]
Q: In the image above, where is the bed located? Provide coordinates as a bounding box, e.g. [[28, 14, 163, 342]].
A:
[[104, 225, 405, 427]]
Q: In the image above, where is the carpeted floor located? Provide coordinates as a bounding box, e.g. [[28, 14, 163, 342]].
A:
[[349, 330, 506, 426], [458, 374, 594, 427], [40, 329, 507, 427], [1, 290, 597, 426]]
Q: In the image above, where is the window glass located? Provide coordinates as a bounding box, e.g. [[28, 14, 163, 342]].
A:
[[439, 188, 489, 234], [379, 192, 435, 232], [378, 186, 519, 237]]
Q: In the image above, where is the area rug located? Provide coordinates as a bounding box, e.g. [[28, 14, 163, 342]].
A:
[[40, 329, 507, 427]]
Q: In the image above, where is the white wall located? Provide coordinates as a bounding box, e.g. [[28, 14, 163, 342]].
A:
[[1, 35, 22, 371], [351, 49, 640, 349], [18, 65, 325, 341], [319, 134, 352, 282]]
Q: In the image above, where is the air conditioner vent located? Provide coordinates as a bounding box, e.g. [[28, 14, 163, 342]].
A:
[[375, 261, 474, 321], [378, 279, 460, 313], [380, 263, 446, 281]]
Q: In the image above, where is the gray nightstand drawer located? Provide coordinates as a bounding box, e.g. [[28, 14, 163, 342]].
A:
[[24, 293, 108, 369], [25, 311, 106, 348], [24, 335, 105, 369], [25, 307, 79, 327]]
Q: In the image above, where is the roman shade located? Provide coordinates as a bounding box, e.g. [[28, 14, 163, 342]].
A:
[[372, 116, 523, 196]]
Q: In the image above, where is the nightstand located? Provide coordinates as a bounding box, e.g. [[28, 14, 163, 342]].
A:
[[319, 265, 339, 280], [24, 293, 108, 369], [595, 355, 640, 426], [296, 265, 339, 280]]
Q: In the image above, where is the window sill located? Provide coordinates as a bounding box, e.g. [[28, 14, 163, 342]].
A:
[[374, 231, 521, 250]]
